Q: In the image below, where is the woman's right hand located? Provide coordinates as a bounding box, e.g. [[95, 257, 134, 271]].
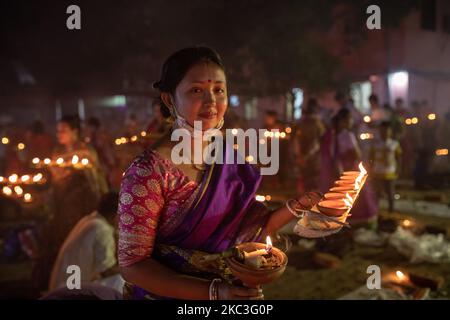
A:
[[217, 282, 264, 300]]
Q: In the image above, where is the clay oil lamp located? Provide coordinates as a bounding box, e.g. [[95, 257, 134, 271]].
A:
[[316, 199, 352, 217], [323, 192, 345, 200], [226, 236, 287, 288]]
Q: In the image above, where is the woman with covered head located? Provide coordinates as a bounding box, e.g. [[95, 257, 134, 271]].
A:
[[118, 46, 321, 300]]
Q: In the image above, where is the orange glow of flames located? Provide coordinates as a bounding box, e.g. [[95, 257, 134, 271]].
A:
[[345, 193, 354, 204], [355, 175, 362, 189], [343, 198, 352, 208], [358, 162, 367, 175], [396, 270, 407, 282], [266, 236, 273, 252]]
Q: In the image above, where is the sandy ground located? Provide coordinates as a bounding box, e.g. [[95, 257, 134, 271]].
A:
[[264, 211, 450, 299]]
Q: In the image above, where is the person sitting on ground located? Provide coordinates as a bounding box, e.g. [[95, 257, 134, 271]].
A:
[[48, 192, 122, 293]]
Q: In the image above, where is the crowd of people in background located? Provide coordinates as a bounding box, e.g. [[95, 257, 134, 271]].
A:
[[0, 91, 449, 298]]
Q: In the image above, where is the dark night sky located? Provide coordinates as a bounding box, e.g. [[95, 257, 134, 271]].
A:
[[0, 0, 419, 98]]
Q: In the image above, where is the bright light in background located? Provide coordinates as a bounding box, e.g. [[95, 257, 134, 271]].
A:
[[390, 71, 408, 87], [255, 195, 266, 202], [359, 133, 374, 140], [363, 116, 371, 123], [388, 71, 409, 105], [229, 95, 239, 107], [436, 149, 448, 156], [428, 113, 436, 120], [292, 88, 303, 120], [350, 81, 371, 114], [101, 95, 126, 107]]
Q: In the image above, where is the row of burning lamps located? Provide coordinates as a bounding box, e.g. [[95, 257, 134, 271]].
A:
[[360, 113, 437, 140], [359, 134, 448, 156], [1, 154, 92, 203], [115, 131, 149, 146], [115, 127, 293, 147], [363, 113, 437, 126], [1, 137, 26, 151], [361, 115, 448, 156], [31, 155, 90, 168], [0, 173, 45, 203]]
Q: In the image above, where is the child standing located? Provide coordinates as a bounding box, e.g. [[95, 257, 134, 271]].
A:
[[370, 122, 402, 212]]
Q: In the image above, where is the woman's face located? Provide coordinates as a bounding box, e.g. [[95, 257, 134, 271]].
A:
[[169, 62, 228, 131], [57, 122, 78, 146]]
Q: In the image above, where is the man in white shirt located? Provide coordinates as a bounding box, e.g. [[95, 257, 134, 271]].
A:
[[48, 192, 123, 294]]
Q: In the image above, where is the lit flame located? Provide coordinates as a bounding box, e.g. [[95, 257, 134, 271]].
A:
[[44, 158, 51, 165], [345, 193, 354, 204], [436, 149, 449, 156], [9, 174, 18, 183], [428, 113, 436, 120], [231, 128, 238, 135], [72, 155, 79, 165], [115, 138, 121, 145], [358, 162, 367, 176], [255, 195, 266, 202], [0, 176, 3, 183], [32, 157, 40, 164], [14, 186, 23, 196], [33, 173, 43, 183], [2, 137, 9, 144], [355, 175, 362, 190], [265, 195, 272, 201], [402, 220, 412, 227], [56, 157, 64, 165], [343, 198, 352, 208], [396, 270, 406, 281], [285, 127, 292, 134], [18, 143, 25, 150], [266, 236, 273, 252], [24, 193, 32, 202], [21, 175, 30, 183], [140, 131, 147, 137], [81, 158, 89, 166], [131, 135, 138, 142], [363, 116, 371, 123], [3, 186, 13, 196]]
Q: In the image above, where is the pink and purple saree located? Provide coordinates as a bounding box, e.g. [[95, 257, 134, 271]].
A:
[[118, 146, 271, 299]]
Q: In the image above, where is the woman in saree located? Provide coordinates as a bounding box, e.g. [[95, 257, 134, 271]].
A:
[[319, 108, 378, 226], [50, 115, 109, 246], [118, 46, 321, 300], [32, 115, 109, 292]]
